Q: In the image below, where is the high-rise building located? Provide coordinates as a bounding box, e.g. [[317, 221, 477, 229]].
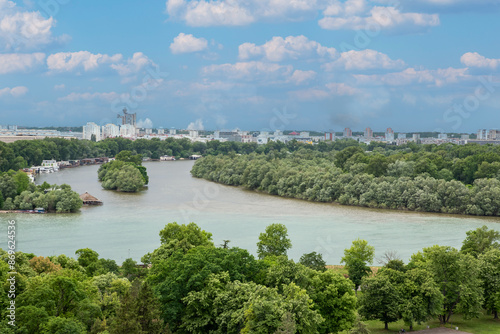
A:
[[385, 128, 395, 141], [117, 108, 136, 126], [120, 124, 136, 137], [325, 132, 334, 141], [83, 122, 101, 141], [158, 128, 164, 134], [438, 133, 448, 140], [398, 133, 407, 139], [189, 130, 199, 138], [412, 133, 421, 142], [364, 127, 373, 138], [477, 129, 489, 140], [343, 128, 352, 137], [169, 128, 176, 135], [101, 123, 120, 139], [461, 134, 470, 140]]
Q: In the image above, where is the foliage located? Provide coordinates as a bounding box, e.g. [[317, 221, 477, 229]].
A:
[[461, 225, 500, 258], [99, 162, 145, 192], [299, 251, 327, 272], [257, 223, 292, 259]]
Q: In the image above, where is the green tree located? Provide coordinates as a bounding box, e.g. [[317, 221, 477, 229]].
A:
[[461, 225, 500, 258], [115, 150, 143, 165], [341, 239, 375, 293], [358, 274, 400, 330], [299, 252, 326, 272], [257, 223, 292, 259], [412, 245, 484, 324], [478, 249, 500, 319]]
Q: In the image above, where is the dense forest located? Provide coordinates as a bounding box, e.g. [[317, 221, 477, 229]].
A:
[[97, 151, 149, 192], [0, 170, 81, 212], [1, 223, 499, 333], [191, 142, 500, 216]]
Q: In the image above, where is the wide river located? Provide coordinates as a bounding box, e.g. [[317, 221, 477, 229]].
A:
[[1, 161, 499, 265]]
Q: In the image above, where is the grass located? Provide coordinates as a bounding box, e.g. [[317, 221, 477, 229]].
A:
[[359, 313, 500, 333]]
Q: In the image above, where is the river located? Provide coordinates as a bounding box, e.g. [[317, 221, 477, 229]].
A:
[[1, 160, 499, 265]]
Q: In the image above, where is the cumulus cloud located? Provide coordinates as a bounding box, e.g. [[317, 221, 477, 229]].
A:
[[289, 70, 317, 85], [170, 33, 208, 54], [110, 52, 155, 76], [354, 67, 469, 87], [202, 61, 293, 81], [165, 0, 322, 27], [137, 118, 153, 128], [461, 52, 500, 69], [0, 85, 28, 97], [239, 35, 337, 62], [0, 52, 45, 74], [0, 0, 68, 51], [324, 49, 406, 70], [319, 4, 440, 31], [187, 118, 204, 130], [46, 51, 155, 77], [47, 51, 122, 72]]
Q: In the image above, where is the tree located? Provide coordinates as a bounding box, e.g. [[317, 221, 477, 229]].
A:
[[358, 274, 400, 330], [461, 225, 500, 258], [479, 249, 500, 319], [342, 239, 375, 265], [101, 164, 145, 192], [75, 248, 99, 275], [307, 270, 357, 334], [115, 150, 143, 165], [299, 252, 326, 272], [41, 317, 87, 334], [341, 239, 375, 293], [144, 222, 214, 264], [398, 268, 443, 330], [148, 246, 260, 331], [257, 223, 292, 259], [413, 245, 484, 324]]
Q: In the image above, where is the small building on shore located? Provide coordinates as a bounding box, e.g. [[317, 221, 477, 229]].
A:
[[189, 155, 202, 160], [80, 192, 103, 205]]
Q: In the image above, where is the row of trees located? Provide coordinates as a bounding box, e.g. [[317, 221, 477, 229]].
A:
[[0, 170, 82, 212], [97, 151, 149, 192], [1, 223, 499, 333], [191, 150, 500, 216], [357, 226, 500, 330], [5, 136, 500, 184]]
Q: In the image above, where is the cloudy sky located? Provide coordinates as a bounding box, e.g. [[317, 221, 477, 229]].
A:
[[1, 0, 500, 132]]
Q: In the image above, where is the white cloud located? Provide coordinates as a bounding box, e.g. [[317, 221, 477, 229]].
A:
[[58, 91, 121, 102], [165, 0, 323, 27], [0, 52, 45, 74], [137, 118, 153, 128], [170, 33, 208, 54], [292, 82, 358, 100], [0, 85, 28, 97], [110, 52, 155, 76], [289, 70, 316, 84], [324, 49, 405, 70], [460, 52, 500, 69], [54, 84, 65, 90], [202, 61, 293, 81], [239, 35, 336, 61], [46, 51, 155, 78], [0, 0, 68, 51], [187, 118, 204, 130], [319, 5, 440, 31], [354, 67, 469, 87], [47, 51, 122, 72]]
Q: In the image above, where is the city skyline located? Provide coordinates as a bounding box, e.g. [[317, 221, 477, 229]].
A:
[[1, 1, 500, 132]]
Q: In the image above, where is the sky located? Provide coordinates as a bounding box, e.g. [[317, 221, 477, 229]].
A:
[[1, 0, 500, 132]]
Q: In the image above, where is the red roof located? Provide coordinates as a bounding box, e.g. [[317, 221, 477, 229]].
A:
[[289, 131, 299, 135]]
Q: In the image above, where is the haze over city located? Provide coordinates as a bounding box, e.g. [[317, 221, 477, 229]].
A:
[[1, 0, 500, 132]]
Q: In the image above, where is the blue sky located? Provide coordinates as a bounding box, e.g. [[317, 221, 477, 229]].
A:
[[1, 0, 500, 132]]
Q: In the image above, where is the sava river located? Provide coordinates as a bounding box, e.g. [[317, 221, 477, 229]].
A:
[[1, 161, 499, 265]]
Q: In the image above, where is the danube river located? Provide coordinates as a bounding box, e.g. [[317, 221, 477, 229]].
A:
[[1, 161, 499, 264]]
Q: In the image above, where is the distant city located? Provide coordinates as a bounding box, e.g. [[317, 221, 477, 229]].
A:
[[2, 108, 500, 146]]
